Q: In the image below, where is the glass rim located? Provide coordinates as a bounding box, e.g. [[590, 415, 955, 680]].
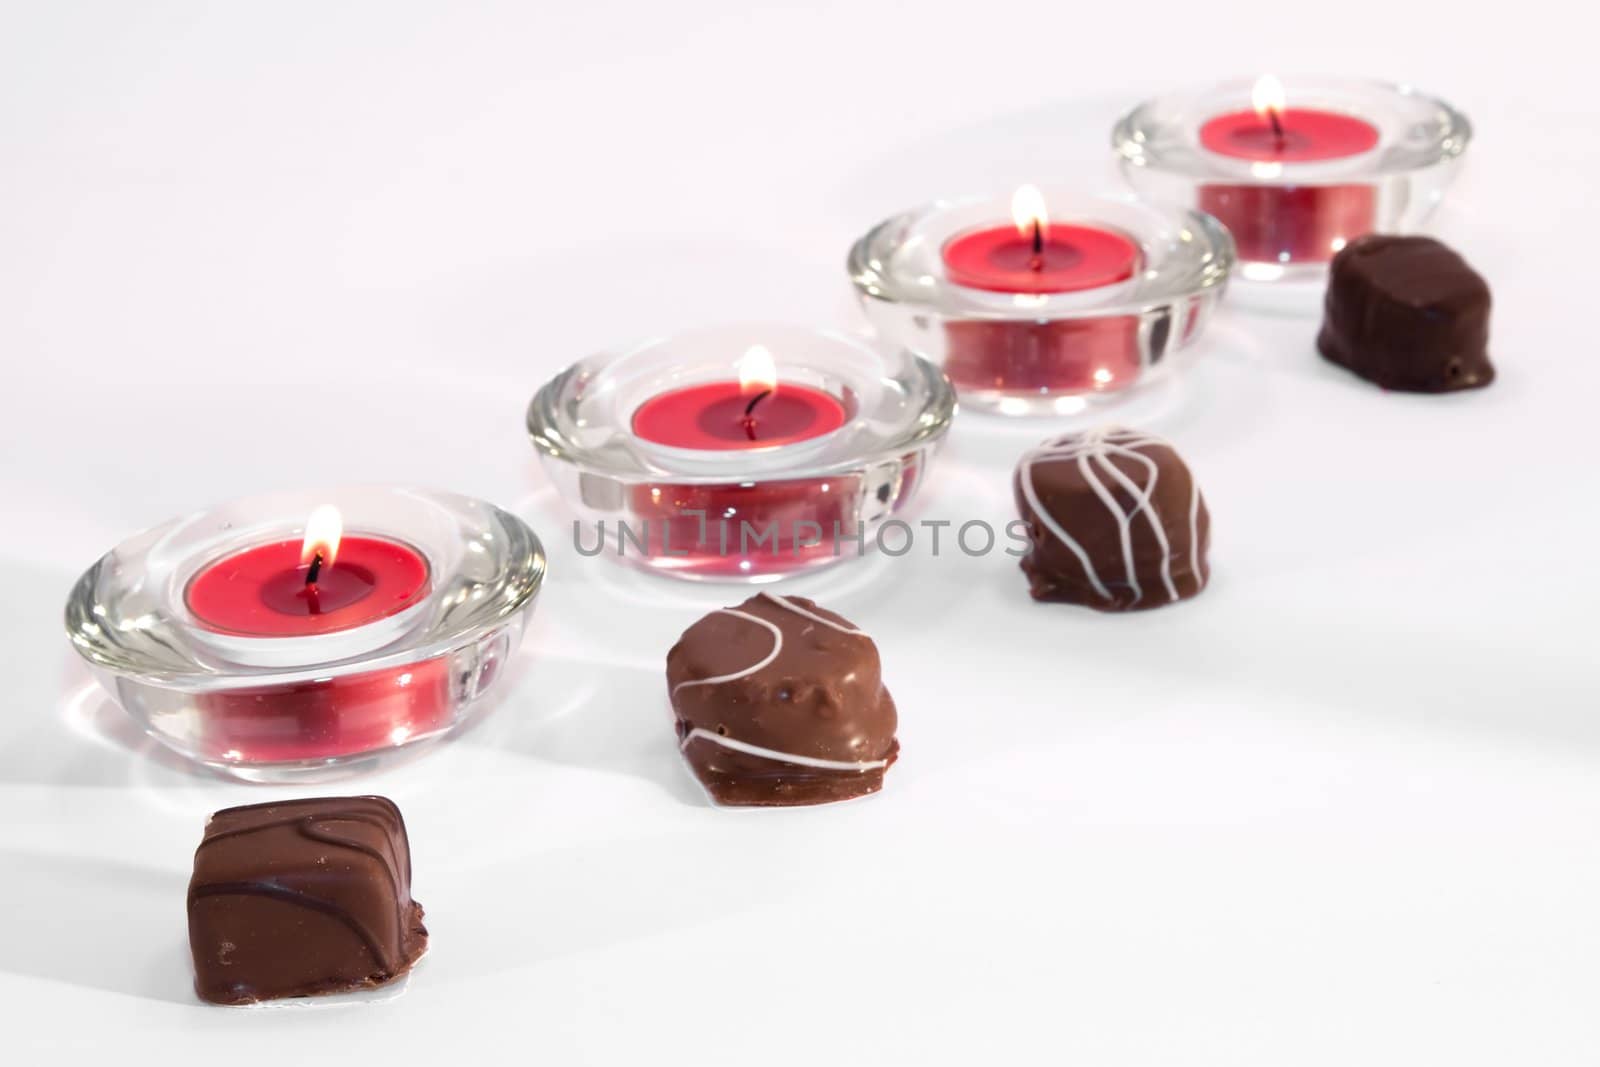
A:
[[1112, 75, 1472, 182], [65, 484, 546, 687], [848, 190, 1235, 322], [527, 324, 957, 485]]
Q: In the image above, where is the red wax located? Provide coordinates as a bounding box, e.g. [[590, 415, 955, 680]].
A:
[[936, 221, 1146, 394], [943, 316, 1145, 396], [1198, 182, 1377, 264], [942, 293, 1214, 398], [1197, 107, 1380, 263], [183, 533, 447, 764], [943, 223, 1141, 294], [1199, 107, 1379, 162], [632, 382, 848, 450], [186, 535, 430, 636], [197, 657, 456, 763], [628, 477, 862, 578]]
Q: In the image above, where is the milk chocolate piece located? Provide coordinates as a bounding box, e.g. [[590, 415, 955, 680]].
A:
[[187, 795, 427, 1005], [1317, 234, 1494, 392], [1014, 427, 1210, 610], [666, 593, 898, 806]]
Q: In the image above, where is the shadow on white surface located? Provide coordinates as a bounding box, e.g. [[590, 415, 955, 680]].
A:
[[429, 804, 891, 978], [0, 849, 193, 1003], [466, 645, 703, 806], [0, 652, 229, 789]]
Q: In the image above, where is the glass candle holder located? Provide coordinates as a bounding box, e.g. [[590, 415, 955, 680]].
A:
[[849, 191, 1233, 416], [64, 486, 546, 782], [1113, 76, 1471, 283], [526, 324, 956, 581]]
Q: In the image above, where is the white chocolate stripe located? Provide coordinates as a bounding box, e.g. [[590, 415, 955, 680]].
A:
[[680, 727, 889, 772], [1020, 431, 1149, 601], [1077, 446, 1141, 602], [1020, 462, 1111, 599], [672, 596, 882, 774], [669, 608, 781, 696], [1188, 475, 1203, 588], [1092, 446, 1178, 601], [760, 592, 868, 635], [1019, 426, 1191, 605], [670, 593, 871, 701]]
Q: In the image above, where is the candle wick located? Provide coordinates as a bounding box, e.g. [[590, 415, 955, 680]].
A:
[[740, 388, 771, 442], [305, 551, 324, 587], [1267, 107, 1286, 146], [1030, 219, 1044, 269]]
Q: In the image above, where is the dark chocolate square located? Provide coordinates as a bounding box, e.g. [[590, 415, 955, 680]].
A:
[[187, 795, 427, 1005], [1317, 234, 1494, 392]]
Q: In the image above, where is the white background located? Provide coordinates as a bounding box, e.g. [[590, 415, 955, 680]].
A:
[[3, 1, 1598, 1063]]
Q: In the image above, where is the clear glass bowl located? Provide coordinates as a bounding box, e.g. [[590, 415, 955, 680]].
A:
[[848, 191, 1234, 416], [1112, 76, 1471, 283], [64, 486, 546, 782], [527, 324, 956, 581]]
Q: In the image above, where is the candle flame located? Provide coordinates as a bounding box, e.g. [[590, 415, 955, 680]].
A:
[[1252, 74, 1287, 120], [737, 344, 778, 395], [300, 504, 343, 568], [1010, 184, 1049, 238]]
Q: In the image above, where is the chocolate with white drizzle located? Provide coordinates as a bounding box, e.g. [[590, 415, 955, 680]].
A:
[[1014, 427, 1210, 611], [666, 593, 899, 806]]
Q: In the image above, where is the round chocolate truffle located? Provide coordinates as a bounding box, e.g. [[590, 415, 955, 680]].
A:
[[1013, 427, 1210, 611], [666, 593, 898, 807]]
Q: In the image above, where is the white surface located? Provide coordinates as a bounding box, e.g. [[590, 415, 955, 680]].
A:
[[3, 2, 1597, 1063]]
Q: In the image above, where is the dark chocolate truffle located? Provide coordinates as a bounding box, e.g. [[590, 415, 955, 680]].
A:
[[1014, 427, 1210, 611], [1317, 234, 1494, 392], [187, 795, 427, 1005], [666, 593, 898, 806]]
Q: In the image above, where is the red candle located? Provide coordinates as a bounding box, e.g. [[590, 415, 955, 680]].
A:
[[942, 184, 1140, 294], [1198, 108, 1379, 163], [1196, 75, 1381, 264], [620, 345, 861, 576], [623, 454, 926, 579], [628, 476, 862, 578], [939, 185, 1145, 397], [943, 316, 1144, 396], [187, 537, 429, 636], [195, 659, 455, 764], [943, 223, 1141, 294], [182, 506, 449, 764], [631, 345, 847, 450]]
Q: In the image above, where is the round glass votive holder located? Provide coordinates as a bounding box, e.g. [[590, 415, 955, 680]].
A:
[[1112, 76, 1471, 283], [64, 486, 546, 782], [848, 191, 1233, 416], [526, 324, 956, 581]]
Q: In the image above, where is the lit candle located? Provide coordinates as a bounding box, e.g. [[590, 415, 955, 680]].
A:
[[1199, 75, 1380, 162], [941, 185, 1146, 397], [942, 184, 1142, 294], [1196, 74, 1380, 265], [1114, 76, 1470, 283], [186, 505, 430, 638], [530, 325, 954, 580], [624, 344, 856, 577], [182, 505, 449, 764], [630, 344, 848, 451], [67, 487, 546, 778]]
